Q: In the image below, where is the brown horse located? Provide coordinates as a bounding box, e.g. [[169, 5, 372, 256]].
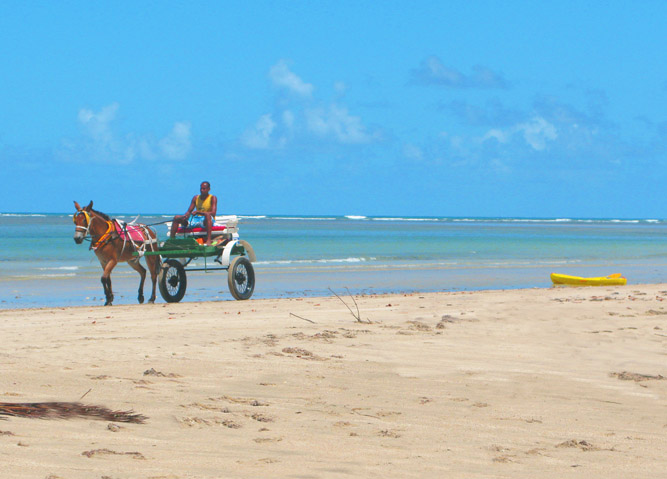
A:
[[73, 201, 160, 306]]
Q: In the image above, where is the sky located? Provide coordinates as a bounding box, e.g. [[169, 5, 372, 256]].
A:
[[1, 1, 665, 218]]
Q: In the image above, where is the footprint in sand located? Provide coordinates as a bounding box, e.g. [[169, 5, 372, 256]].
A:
[[610, 371, 665, 382], [143, 368, 181, 378], [555, 439, 599, 451], [406, 320, 431, 331], [81, 448, 146, 460], [281, 347, 328, 361], [253, 437, 283, 443], [248, 413, 274, 423]]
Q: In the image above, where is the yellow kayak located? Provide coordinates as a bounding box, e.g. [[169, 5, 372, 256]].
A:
[[550, 273, 627, 286]]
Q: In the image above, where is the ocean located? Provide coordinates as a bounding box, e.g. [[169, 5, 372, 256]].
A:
[[1, 213, 665, 308]]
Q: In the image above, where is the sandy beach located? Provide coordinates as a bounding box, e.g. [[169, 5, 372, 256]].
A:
[[1, 284, 665, 478]]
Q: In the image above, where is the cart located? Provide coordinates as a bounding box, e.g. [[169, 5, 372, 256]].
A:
[[138, 215, 256, 302]]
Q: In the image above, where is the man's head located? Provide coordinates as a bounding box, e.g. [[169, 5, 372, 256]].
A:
[[200, 181, 211, 195]]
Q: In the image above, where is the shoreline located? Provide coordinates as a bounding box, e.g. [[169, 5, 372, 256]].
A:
[[1, 281, 666, 313], [1, 285, 666, 477], [2, 261, 665, 310]]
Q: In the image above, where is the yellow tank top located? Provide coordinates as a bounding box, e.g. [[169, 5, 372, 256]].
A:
[[195, 195, 213, 212]]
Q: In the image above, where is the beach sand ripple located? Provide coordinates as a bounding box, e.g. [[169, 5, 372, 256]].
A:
[[1, 285, 665, 478]]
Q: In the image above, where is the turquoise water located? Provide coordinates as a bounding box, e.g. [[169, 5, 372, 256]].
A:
[[1, 213, 665, 308]]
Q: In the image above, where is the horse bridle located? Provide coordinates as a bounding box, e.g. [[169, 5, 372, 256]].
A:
[[74, 210, 117, 250], [73, 210, 94, 237]]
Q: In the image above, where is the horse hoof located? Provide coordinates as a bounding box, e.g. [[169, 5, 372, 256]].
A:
[[138, 296, 144, 304], [148, 299, 155, 304]]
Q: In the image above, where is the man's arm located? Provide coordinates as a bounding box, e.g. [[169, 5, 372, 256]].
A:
[[170, 195, 198, 238], [185, 196, 198, 217], [209, 196, 218, 217]]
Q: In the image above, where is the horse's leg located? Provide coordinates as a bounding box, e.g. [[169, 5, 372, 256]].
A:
[[101, 258, 118, 306], [146, 256, 159, 303], [101, 276, 111, 305], [128, 259, 147, 304], [97, 257, 110, 305]]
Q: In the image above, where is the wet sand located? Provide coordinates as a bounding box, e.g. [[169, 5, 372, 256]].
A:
[[1, 284, 666, 478]]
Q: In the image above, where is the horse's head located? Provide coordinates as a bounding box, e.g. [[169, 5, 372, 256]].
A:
[[73, 200, 94, 244]]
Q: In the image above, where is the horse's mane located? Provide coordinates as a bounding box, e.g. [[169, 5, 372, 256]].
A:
[[91, 208, 111, 221]]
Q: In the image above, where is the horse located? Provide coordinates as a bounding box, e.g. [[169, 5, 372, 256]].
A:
[[73, 201, 160, 306]]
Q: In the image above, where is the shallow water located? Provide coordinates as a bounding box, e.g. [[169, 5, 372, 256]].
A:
[[1, 213, 665, 308]]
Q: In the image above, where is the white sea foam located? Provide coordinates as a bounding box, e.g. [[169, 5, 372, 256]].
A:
[[498, 218, 573, 223], [38, 273, 77, 278], [372, 217, 437, 222], [272, 216, 337, 221], [0, 213, 47, 217], [37, 266, 79, 271], [447, 217, 662, 224], [255, 257, 371, 265], [536, 259, 582, 265], [345, 215, 367, 220]]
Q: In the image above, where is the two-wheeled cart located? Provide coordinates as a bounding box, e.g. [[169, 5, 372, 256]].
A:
[[138, 216, 256, 302]]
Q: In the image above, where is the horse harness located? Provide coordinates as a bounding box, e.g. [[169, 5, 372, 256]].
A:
[[73, 211, 157, 255]]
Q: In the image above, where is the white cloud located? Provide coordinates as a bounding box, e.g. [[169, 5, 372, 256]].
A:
[[77, 103, 118, 145], [411, 56, 508, 89], [483, 129, 509, 144], [519, 117, 557, 151], [241, 62, 380, 150], [483, 116, 557, 151], [159, 121, 191, 160], [241, 114, 278, 149], [63, 104, 192, 163], [269, 60, 314, 97], [305, 105, 378, 144], [419, 56, 464, 85]]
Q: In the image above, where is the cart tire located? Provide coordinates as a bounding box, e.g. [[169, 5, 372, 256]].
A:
[[228, 256, 254, 300], [159, 259, 187, 303]]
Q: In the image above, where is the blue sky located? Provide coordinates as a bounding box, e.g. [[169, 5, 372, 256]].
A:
[[1, 1, 665, 217]]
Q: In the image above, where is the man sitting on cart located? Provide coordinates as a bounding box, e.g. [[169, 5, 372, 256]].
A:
[[170, 181, 218, 246]]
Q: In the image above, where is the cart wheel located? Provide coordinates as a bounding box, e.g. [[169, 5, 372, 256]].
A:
[[159, 259, 187, 303], [228, 256, 254, 300]]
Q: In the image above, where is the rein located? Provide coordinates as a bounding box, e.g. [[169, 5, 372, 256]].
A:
[[143, 219, 171, 226]]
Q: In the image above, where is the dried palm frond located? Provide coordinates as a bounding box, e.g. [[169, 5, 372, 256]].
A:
[[0, 402, 146, 423]]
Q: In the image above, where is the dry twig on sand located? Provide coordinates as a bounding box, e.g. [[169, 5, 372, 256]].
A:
[[290, 312, 316, 324], [328, 287, 370, 323], [0, 402, 146, 423]]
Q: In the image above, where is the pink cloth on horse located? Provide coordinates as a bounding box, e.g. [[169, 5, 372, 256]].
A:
[[114, 222, 149, 243]]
